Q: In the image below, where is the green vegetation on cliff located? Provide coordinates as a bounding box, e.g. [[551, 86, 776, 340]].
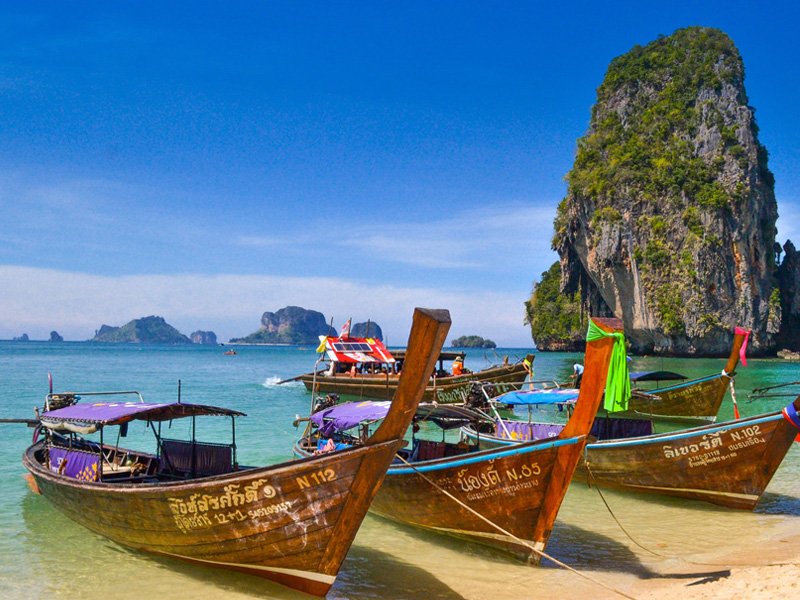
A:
[[525, 262, 587, 348], [230, 306, 331, 345], [544, 26, 779, 354], [451, 335, 496, 349], [90, 316, 190, 343], [230, 328, 310, 345], [558, 27, 765, 230]]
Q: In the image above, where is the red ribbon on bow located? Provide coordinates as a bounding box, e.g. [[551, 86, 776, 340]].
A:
[[734, 327, 750, 367]]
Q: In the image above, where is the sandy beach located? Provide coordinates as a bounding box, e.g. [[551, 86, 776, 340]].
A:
[[629, 529, 800, 600]]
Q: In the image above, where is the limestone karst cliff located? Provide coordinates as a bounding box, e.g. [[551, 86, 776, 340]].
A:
[[776, 241, 800, 351], [230, 306, 333, 344], [190, 330, 218, 345], [547, 27, 783, 356], [90, 316, 191, 343], [350, 321, 383, 341]]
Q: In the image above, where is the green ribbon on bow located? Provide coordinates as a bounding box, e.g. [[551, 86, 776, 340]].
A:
[[586, 320, 630, 412]]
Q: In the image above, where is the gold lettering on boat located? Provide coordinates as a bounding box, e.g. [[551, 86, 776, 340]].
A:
[[167, 479, 282, 532], [456, 465, 501, 493], [296, 468, 337, 490]]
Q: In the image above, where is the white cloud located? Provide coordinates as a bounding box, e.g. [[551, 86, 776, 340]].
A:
[[0, 266, 533, 346], [338, 202, 557, 272]]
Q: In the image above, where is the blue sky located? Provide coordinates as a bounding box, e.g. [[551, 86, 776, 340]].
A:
[[1, 2, 798, 345]]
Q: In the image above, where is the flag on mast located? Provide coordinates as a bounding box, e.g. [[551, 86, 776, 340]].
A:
[[340, 319, 352, 338]]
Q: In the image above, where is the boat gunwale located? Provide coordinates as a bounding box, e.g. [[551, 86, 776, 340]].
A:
[[23, 436, 402, 492], [461, 411, 786, 450]]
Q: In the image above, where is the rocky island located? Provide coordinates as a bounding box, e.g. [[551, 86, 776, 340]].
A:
[[349, 321, 383, 340], [451, 335, 497, 349], [190, 330, 218, 345], [90, 316, 191, 343], [528, 27, 799, 356], [230, 306, 334, 344]]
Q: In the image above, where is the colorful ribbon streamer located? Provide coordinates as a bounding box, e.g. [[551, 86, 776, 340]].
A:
[[782, 401, 800, 443], [734, 326, 750, 367], [586, 321, 630, 412]]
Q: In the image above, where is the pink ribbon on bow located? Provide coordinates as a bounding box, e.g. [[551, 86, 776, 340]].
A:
[[734, 327, 750, 367]]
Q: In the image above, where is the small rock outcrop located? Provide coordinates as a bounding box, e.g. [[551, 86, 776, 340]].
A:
[[230, 306, 333, 344], [549, 27, 780, 356], [190, 330, 218, 345], [451, 335, 497, 349], [49, 331, 64, 342], [350, 321, 383, 340], [776, 241, 800, 351], [90, 316, 191, 343], [12, 334, 30, 342]]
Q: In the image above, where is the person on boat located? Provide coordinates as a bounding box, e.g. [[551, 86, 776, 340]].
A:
[[572, 363, 584, 388], [452, 356, 465, 376]]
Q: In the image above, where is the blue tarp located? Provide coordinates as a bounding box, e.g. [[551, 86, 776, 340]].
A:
[[494, 389, 580, 406]]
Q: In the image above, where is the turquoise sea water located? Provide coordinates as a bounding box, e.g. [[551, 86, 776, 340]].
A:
[[0, 341, 798, 600]]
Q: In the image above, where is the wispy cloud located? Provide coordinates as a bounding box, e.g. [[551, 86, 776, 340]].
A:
[[0, 266, 533, 346], [337, 203, 557, 271]]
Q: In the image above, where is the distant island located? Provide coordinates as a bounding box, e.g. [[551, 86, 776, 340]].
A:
[[229, 307, 384, 345], [451, 335, 496, 349], [89, 316, 216, 344], [49, 331, 63, 342], [350, 321, 383, 341], [190, 330, 217, 345], [230, 306, 333, 344], [12, 334, 30, 342]]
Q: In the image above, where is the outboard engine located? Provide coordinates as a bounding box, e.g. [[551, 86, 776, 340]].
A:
[[312, 393, 340, 414]]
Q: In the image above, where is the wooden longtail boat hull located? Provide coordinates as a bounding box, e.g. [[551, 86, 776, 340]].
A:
[[297, 317, 621, 562], [23, 307, 453, 596], [301, 362, 529, 403], [579, 412, 796, 509], [600, 372, 729, 424], [23, 440, 401, 596], [462, 411, 798, 510], [369, 436, 586, 562], [597, 328, 747, 425]]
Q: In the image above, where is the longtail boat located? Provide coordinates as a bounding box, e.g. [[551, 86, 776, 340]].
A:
[[288, 333, 532, 404], [22, 307, 451, 596], [596, 327, 750, 425], [462, 390, 800, 510], [294, 317, 623, 562]]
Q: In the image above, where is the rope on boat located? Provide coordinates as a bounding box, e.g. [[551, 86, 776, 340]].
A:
[[585, 464, 757, 571], [725, 370, 740, 419], [395, 454, 640, 600], [585, 464, 661, 557]]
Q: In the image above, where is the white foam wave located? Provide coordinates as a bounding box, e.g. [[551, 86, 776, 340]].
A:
[[261, 376, 303, 388]]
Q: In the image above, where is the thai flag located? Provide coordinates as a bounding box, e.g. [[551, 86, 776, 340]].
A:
[[340, 319, 351, 338]]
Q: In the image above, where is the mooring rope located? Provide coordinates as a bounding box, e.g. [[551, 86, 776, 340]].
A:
[[584, 463, 781, 570], [395, 453, 639, 600]]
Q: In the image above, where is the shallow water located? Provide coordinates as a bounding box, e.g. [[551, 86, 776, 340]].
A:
[[0, 342, 798, 600]]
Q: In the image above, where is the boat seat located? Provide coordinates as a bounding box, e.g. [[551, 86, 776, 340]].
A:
[[443, 441, 471, 457], [416, 440, 446, 461], [159, 439, 234, 477]]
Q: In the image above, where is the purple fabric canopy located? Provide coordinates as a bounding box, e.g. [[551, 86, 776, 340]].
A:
[[311, 401, 392, 436], [310, 401, 491, 436], [41, 401, 244, 426]]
